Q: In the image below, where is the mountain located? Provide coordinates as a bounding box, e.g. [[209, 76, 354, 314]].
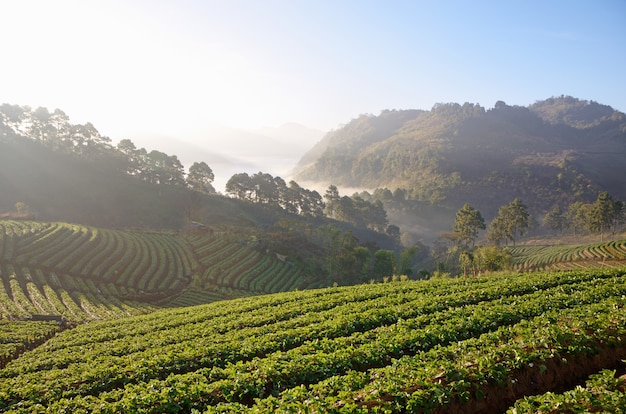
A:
[[294, 97, 626, 220]]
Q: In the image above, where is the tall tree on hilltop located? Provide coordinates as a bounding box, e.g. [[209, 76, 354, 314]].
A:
[[226, 173, 253, 200], [324, 185, 340, 218], [187, 161, 215, 194]]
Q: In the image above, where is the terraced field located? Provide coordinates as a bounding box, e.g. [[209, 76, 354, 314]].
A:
[[185, 232, 310, 294], [0, 220, 315, 322], [0, 268, 624, 412], [510, 239, 626, 271]]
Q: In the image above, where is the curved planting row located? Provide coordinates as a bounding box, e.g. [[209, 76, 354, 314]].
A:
[[0, 264, 156, 323], [0, 220, 196, 295], [163, 289, 231, 308], [198, 242, 305, 294], [511, 239, 626, 271], [0, 268, 625, 412], [185, 232, 309, 294]]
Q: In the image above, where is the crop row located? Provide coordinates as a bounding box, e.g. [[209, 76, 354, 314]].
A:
[[235, 296, 626, 413], [0, 264, 156, 323], [507, 368, 626, 413], [0, 268, 624, 412], [184, 231, 309, 294], [1, 221, 196, 295], [52, 276, 626, 412], [0, 320, 61, 368], [511, 240, 626, 271], [198, 243, 305, 293]]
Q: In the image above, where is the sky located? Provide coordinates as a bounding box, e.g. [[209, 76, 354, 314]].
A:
[[1, 0, 625, 144]]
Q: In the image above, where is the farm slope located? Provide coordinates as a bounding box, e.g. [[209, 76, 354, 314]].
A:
[[1, 268, 625, 413], [0, 220, 313, 323]]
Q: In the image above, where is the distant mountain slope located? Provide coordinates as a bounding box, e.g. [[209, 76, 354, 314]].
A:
[[295, 97, 626, 217]]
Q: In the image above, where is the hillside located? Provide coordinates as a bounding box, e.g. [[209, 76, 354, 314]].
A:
[[295, 97, 626, 221], [1, 268, 625, 412], [0, 220, 318, 323]]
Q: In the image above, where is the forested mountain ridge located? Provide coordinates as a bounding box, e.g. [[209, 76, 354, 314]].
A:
[[295, 96, 626, 218]]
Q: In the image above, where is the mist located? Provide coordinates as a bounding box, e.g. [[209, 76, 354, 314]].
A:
[[125, 123, 326, 193]]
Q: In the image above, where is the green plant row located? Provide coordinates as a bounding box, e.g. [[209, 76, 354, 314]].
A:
[[0, 320, 61, 368], [33, 275, 626, 413], [1, 221, 195, 295], [237, 297, 626, 414], [507, 368, 626, 413], [1, 269, 624, 412], [0, 264, 155, 323], [511, 240, 626, 271]]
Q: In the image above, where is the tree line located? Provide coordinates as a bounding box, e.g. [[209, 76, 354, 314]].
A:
[[1, 104, 394, 233], [543, 192, 624, 241], [438, 191, 625, 277], [0, 104, 217, 194]]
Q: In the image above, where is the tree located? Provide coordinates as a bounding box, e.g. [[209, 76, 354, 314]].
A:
[[187, 161, 215, 193], [372, 249, 395, 279], [609, 200, 625, 235], [473, 245, 511, 272], [226, 173, 253, 200], [459, 251, 474, 277], [398, 245, 419, 277], [565, 201, 592, 235], [590, 192, 621, 241], [453, 203, 485, 247], [488, 198, 530, 246], [324, 185, 340, 218], [486, 216, 503, 245], [543, 206, 567, 235]]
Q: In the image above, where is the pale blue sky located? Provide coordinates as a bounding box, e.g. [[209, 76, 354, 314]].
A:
[[1, 0, 624, 141]]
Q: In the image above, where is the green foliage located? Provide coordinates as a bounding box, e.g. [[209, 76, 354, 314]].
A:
[[186, 161, 215, 193], [542, 205, 567, 235], [0, 320, 62, 367], [591, 192, 624, 240], [508, 369, 626, 413], [372, 249, 395, 278], [226, 172, 324, 218], [453, 203, 485, 247], [509, 239, 626, 271], [562, 194, 625, 238], [323, 185, 389, 231], [488, 198, 531, 246], [473, 245, 512, 272], [1, 268, 625, 412]]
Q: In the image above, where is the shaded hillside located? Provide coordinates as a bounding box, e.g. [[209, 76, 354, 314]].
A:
[[0, 135, 192, 228], [0, 220, 322, 322], [295, 97, 626, 219]]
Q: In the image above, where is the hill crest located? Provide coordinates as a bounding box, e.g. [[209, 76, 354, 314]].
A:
[[295, 96, 626, 218]]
